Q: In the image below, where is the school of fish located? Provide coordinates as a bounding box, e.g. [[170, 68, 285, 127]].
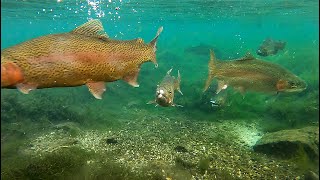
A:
[[1, 19, 307, 107]]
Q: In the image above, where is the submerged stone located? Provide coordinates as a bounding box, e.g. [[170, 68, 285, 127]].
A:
[[253, 126, 319, 160], [106, 138, 118, 144], [174, 145, 188, 153]]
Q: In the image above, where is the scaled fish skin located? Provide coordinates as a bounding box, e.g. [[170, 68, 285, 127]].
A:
[[1, 19, 163, 99], [149, 68, 183, 107], [256, 38, 286, 57], [204, 49, 307, 95]]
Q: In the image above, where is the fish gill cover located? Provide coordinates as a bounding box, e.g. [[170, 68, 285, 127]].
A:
[[1, 0, 319, 179]]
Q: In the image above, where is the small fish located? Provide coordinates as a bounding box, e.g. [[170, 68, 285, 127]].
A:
[[148, 68, 183, 107], [204, 49, 307, 95], [1, 19, 163, 99], [256, 38, 286, 57]]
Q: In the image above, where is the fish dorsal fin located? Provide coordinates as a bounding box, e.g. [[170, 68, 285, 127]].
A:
[[239, 52, 255, 61], [71, 19, 109, 40]]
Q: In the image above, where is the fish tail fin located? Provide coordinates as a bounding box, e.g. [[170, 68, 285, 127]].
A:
[[203, 49, 216, 92], [175, 70, 183, 95], [149, 26, 163, 53], [148, 26, 163, 68]]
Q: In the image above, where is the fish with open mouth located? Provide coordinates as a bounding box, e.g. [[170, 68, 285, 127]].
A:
[[1, 19, 163, 99], [148, 68, 183, 107]]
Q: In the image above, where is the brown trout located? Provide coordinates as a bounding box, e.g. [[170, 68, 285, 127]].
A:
[[204, 49, 307, 95], [149, 68, 183, 107], [1, 19, 163, 99]]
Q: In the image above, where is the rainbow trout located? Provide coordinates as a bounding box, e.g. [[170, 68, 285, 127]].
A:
[[1, 19, 163, 99], [149, 68, 183, 107], [204, 50, 306, 95]]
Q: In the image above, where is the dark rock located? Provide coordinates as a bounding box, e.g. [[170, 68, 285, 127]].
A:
[[106, 138, 118, 144], [253, 126, 319, 160], [174, 145, 188, 153]]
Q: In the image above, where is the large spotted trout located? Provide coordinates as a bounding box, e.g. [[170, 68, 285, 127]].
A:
[[1, 19, 163, 99], [204, 49, 307, 95]]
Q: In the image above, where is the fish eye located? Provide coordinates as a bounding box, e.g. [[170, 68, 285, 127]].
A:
[[169, 91, 172, 94]]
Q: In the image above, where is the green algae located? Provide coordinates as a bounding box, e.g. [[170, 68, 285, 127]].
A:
[[2, 147, 91, 180]]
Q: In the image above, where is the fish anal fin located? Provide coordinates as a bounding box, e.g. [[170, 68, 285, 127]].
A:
[[16, 83, 37, 94], [175, 70, 183, 95], [216, 81, 228, 94], [123, 68, 140, 87], [87, 81, 106, 99], [71, 19, 109, 40]]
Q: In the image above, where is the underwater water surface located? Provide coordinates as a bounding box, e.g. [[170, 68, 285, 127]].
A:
[[1, 0, 319, 179]]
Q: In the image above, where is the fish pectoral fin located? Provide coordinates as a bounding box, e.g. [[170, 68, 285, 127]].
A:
[[71, 19, 109, 40], [175, 70, 183, 95], [123, 69, 140, 87], [177, 89, 183, 96], [147, 100, 156, 105], [16, 83, 37, 94], [172, 103, 183, 107], [216, 81, 228, 94], [86, 81, 106, 99]]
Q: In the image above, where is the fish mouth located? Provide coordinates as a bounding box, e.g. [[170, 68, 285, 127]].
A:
[[156, 96, 170, 106], [156, 93, 172, 106], [286, 85, 307, 92]]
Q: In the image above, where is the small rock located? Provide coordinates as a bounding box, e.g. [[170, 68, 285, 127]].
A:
[[106, 137, 118, 144], [253, 126, 319, 161], [174, 145, 188, 153]]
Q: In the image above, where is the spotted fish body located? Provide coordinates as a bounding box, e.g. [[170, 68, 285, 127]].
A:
[[204, 50, 307, 95], [1, 20, 163, 99], [151, 68, 183, 107]]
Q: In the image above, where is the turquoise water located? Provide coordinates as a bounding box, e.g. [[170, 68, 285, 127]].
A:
[[1, 0, 319, 179]]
